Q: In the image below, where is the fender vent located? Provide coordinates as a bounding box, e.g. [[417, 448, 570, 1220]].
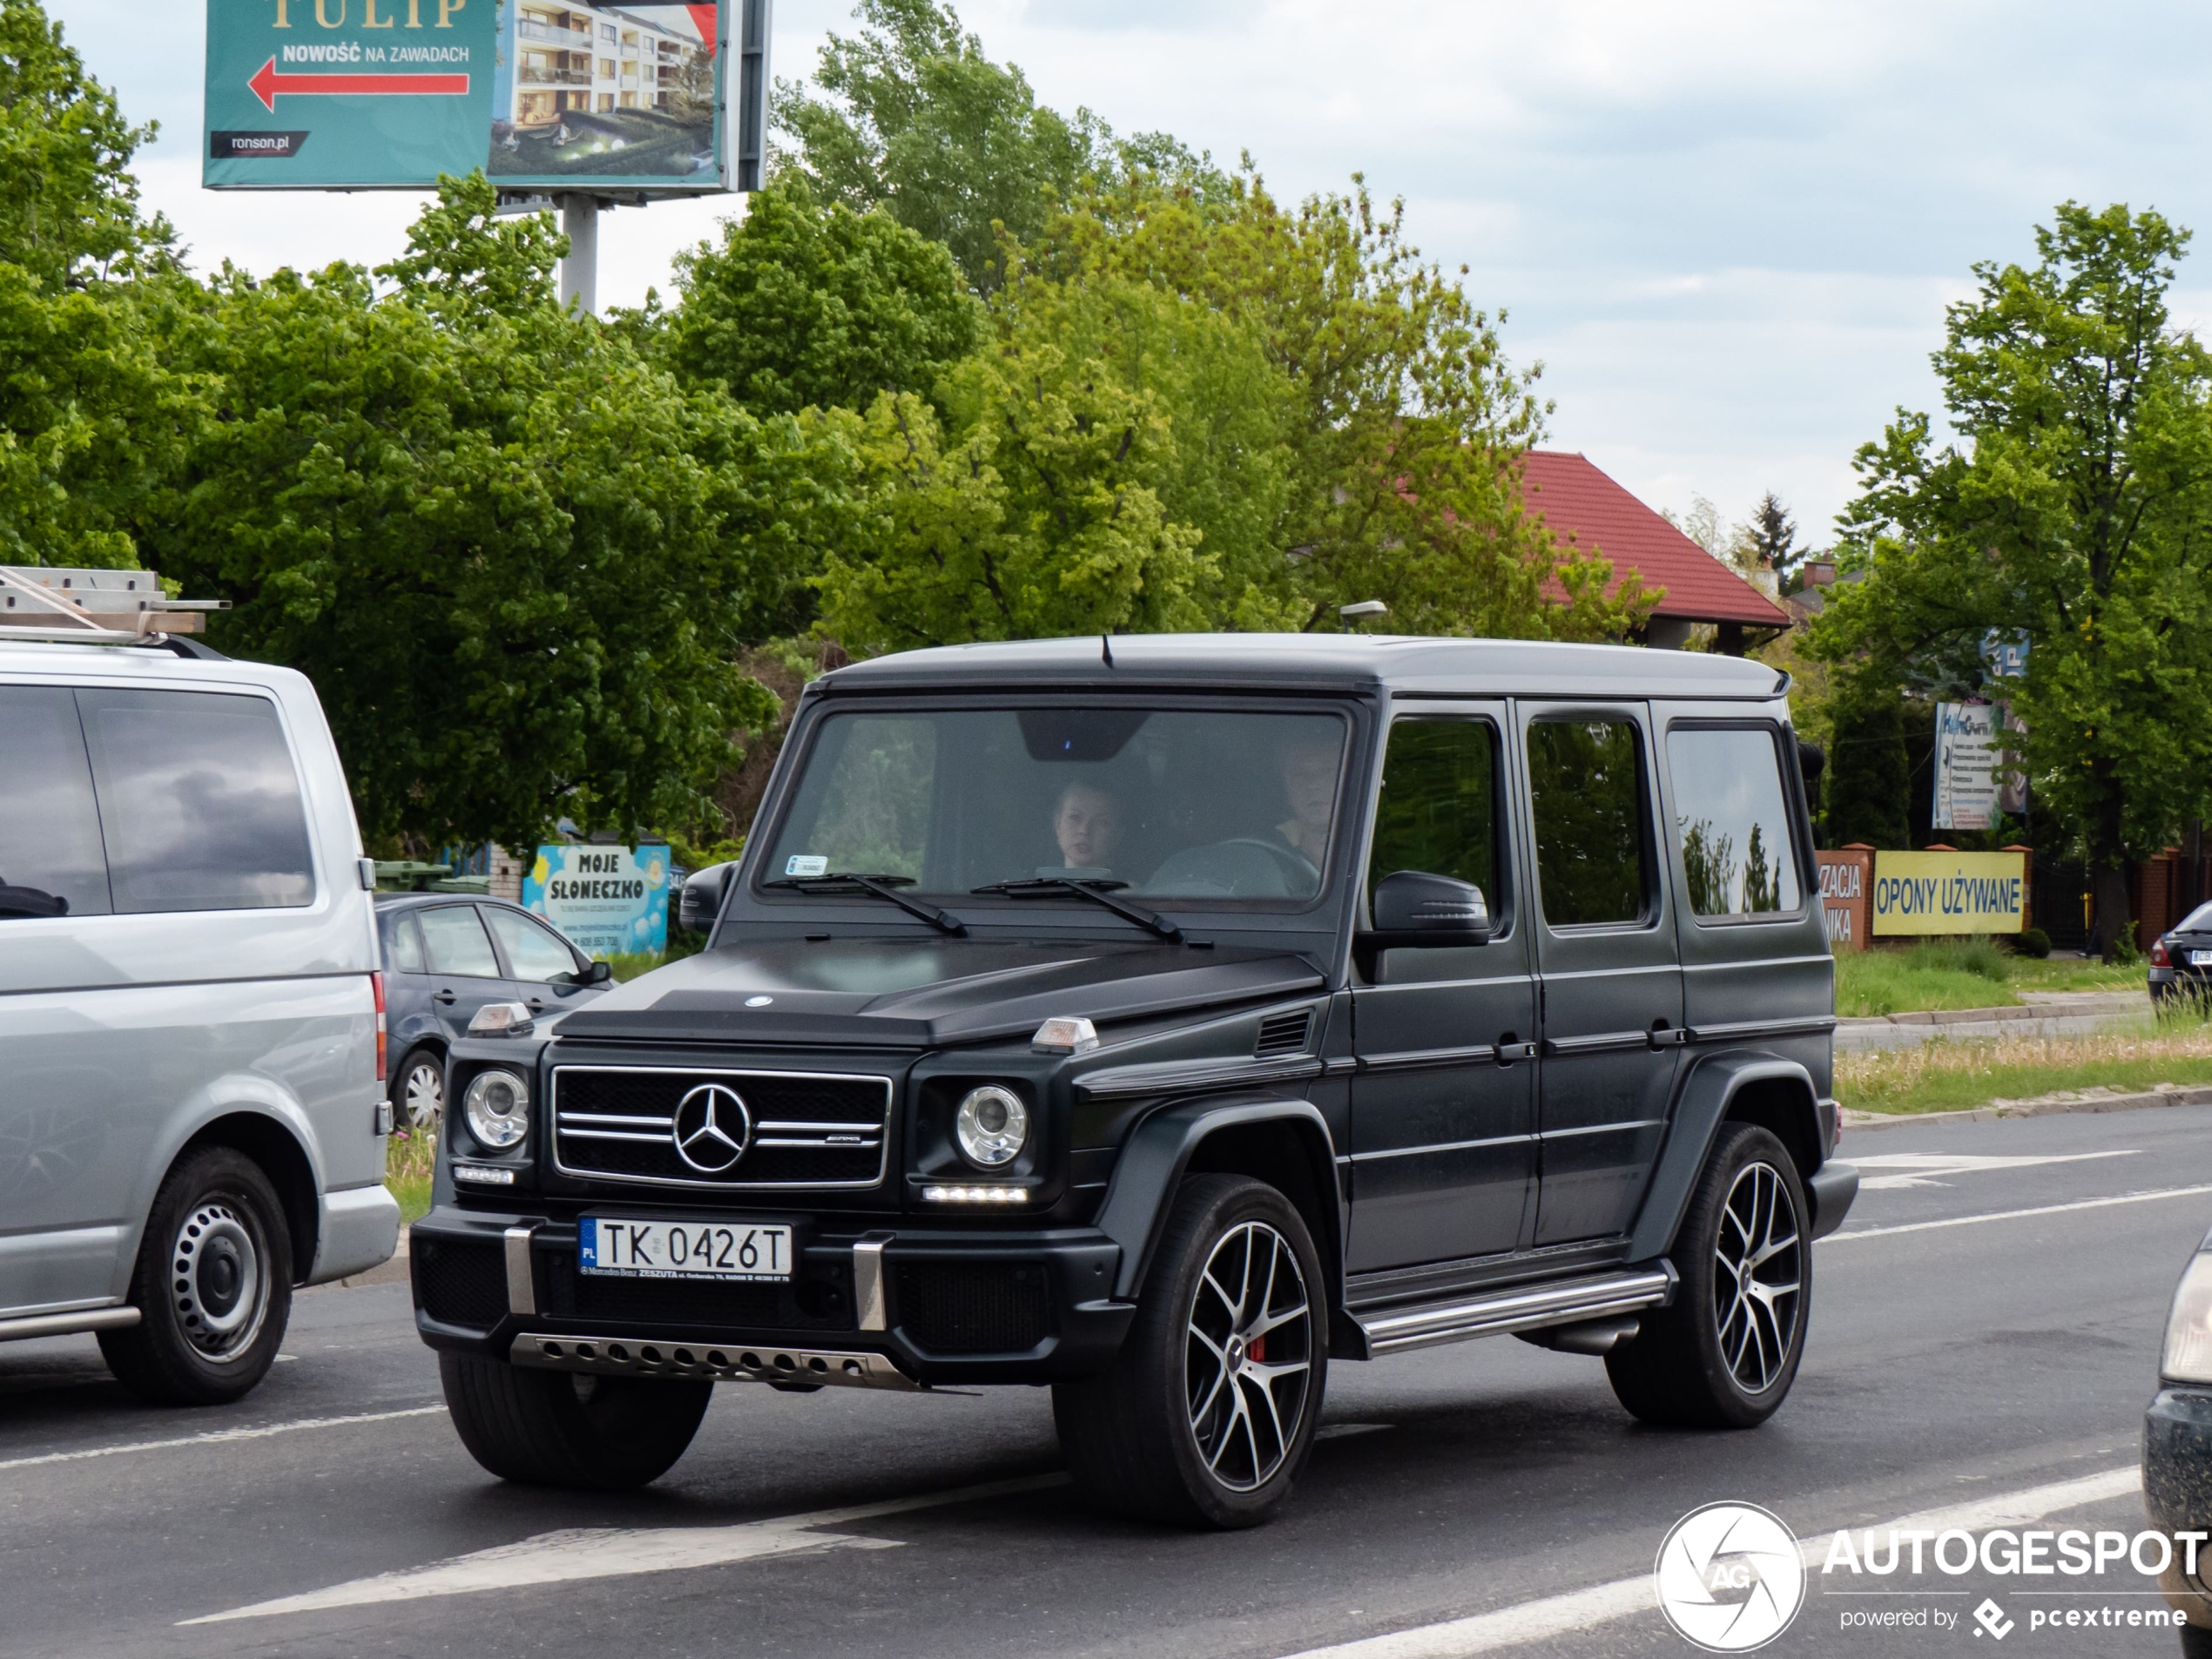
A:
[[1255, 1009, 1314, 1058]]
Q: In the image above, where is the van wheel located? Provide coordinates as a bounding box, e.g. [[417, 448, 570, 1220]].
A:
[[100, 1148, 293, 1406], [1606, 1123, 1809, 1429], [392, 1045, 445, 1130], [440, 1353, 711, 1489], [1054, 1174, 1325, 1528]]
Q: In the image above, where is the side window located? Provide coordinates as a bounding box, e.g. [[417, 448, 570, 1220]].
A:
[[416, 906, 502, 977], [76, 688, 315, 914], [0, 686, 112, 919], [1527, 718, 1651, 927], [1667, 726, 1804, 917], [1368, 718, 1501, 909], [385, 913, 428, 974], [485, 907, 582, 983]]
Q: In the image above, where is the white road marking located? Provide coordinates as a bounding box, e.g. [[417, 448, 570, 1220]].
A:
[[1851, 1150, 2137, 1190], [1276, 1466, 2142, 1658], [182, 1471, 1070, 1624], [1824, 1184, 2212, 1243], [0, 1406, 445, 1473]]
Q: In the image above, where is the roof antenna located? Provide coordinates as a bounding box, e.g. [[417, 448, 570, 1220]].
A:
[[1101, 632, 1115, 668]]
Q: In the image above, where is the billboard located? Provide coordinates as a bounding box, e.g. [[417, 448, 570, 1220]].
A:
[[204, 0, 766, 192], [1871, 849, 2027, 937], [1932, 701, 2001, 832], [523, 844, 671, 956]]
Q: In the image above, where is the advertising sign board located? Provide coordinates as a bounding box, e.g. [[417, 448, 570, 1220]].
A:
[[1871, 849, 2027, 937], [1932, 701, 2007, 832], [523, 844, 671, 956], [1815, 847, 1872, 952], [204, 0, 759, 193]]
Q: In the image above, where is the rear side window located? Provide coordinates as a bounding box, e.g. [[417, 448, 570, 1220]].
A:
[[1668, 726, 1803, 917], [485, 907, 579, 982], [1527, 718, 1651, 927], [0, 685, 111, 919], [1368, 718, 1502, 909], [385, 912, 428, 974], [417, 906, 501, 977]]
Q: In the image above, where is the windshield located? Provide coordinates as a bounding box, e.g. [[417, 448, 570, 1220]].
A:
[[762, 706, 1350, 906]]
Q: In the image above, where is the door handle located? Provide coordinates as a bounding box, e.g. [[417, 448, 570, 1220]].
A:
[[526, 997, 546, 1013], [1648, 1021, 1689, 1049], [1496, 1036, 1538, 1064], [434, 989, 456, 1005]]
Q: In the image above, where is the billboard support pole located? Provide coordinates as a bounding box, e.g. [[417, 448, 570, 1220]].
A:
[[559, 196, 599, 318]]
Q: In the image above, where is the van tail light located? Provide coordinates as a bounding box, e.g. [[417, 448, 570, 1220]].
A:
[[2152, 939, 2173, 968], [372, 971, 388, 1082]]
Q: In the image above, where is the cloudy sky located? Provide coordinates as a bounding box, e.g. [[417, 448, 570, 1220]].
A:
[[49, 0, 2212, 543]]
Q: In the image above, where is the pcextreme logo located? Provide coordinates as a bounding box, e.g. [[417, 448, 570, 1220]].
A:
[[1655, 1502, 1806, 1652]]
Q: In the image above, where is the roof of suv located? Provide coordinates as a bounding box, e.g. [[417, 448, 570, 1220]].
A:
[[817, 632, 1790, 700]]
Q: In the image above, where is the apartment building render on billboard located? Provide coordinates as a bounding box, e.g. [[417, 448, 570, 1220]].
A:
[[509, 3, 706, 128]]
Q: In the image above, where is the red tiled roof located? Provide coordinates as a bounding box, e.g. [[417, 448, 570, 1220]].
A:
[[1520, 450, 1791, 628]]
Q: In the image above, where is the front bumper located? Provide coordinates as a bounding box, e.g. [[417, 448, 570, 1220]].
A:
[[410, 1204, 1134, 1386], [2144, 1386, 2212, 1629]]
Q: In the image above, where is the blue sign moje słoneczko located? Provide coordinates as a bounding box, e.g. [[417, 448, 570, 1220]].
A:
[[523, 845, 671, 957]]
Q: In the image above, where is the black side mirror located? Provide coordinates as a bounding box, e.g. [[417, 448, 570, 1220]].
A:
[[1797, 738, 1826, 787], [678, 860, 738, 937], [1366, 870, 1492, 948], [580, 959, 614, 986]]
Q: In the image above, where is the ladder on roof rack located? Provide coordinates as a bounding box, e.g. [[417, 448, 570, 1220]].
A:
[[0, 565, 229, 644]]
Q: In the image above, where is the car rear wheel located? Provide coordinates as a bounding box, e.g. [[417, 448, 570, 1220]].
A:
[[440, 1353, 712, 1489], [1605, 1122, 1810, 1429], [1054, 1174, 1326, 1528], [392, 1045, 445, 1130], [100, 1148, 293, 1406]]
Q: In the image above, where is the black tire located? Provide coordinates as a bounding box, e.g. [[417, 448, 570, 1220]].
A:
[[1606, 1123, 1810, 1429], [390, 1044, 446, 1131], [440, 1352, 712, 1489], [99, 1148, 293, 1406], [1054, 1174, 1326, 1528]]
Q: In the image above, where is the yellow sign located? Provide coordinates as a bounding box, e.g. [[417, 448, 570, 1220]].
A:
[[1871, 850, 2027, 936]]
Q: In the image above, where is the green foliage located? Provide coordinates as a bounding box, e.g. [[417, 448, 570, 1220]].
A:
[[774, 0, 1108, 294], [1826, 676, 1914, 848], [1813, 203, 2212, 954], [146, 175, 789, 850], [659, 174, 983, 415], [2014, 926, 2054, 958]]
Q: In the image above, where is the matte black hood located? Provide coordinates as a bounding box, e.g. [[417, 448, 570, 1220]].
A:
[[551, 937, 1325, 1049]]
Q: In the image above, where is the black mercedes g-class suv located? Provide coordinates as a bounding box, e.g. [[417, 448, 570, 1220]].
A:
[[413, 634, 1858, 1527]]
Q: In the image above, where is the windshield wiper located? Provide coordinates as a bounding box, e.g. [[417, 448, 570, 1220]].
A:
[[970, 877, 1184, 943], [762, 873, 967, 936]]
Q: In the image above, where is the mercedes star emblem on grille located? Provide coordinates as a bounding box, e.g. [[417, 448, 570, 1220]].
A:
[[671, 1082, 752, 1174]]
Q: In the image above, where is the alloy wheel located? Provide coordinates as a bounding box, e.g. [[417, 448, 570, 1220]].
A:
[[401, 1058, 444, 1130], [1713, 1160, 1802, 1394], [171, 1199, 270, 1363], [1184, 1220, 1313, 1492]]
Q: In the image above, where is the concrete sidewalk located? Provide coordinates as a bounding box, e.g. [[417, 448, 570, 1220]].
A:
[[1835, 988, 2148, 1051]]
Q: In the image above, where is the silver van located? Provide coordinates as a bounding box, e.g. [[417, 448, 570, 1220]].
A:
[[0, 634, 397, 1403]]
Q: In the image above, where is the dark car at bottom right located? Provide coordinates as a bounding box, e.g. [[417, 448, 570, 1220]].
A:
[[2148, 1228, 2212, 1654], [2150, 903, 2212, 1006]]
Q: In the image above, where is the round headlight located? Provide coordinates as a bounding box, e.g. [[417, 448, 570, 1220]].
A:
[[954, 1084, 1028, 1169], [462, 1069, 530, 1151]]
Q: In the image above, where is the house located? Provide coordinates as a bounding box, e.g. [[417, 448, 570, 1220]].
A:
[[1518, 450, 1791, 654]]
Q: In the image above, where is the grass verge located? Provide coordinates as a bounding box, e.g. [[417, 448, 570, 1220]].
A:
[[385, 1126, 435, 1227], [1837, 1016, 2212, 1116], [1834, 939, 2143, 1017]]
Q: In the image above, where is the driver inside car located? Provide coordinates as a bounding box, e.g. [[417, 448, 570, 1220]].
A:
[[1050, 780, 1125, 876]]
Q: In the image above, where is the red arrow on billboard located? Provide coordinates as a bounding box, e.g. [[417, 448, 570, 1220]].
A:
[[247, 57, 470, 111]]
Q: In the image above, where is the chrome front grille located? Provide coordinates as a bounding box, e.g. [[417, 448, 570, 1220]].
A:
[[551, 1066, 892, 1190]]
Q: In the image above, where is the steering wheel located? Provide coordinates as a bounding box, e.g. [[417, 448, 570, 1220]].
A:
[[1144, 837, 1319, 899]]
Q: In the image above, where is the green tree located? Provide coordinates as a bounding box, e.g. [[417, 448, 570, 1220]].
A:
[[1748, 490, 1801, 586], [1812, 203, 2212, 956], [1824, 677, 1914, 849], [656, 173, 983, 416], [773, 0, 1108, 294], [146, 176, 799, 850]]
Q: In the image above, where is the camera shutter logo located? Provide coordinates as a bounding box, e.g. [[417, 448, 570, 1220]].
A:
[[672, 1083, 752, 1174], [1654, 1502, 1805, 1652]]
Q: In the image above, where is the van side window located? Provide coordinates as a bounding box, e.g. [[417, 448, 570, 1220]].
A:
[[0, 687, 112, 919], [1527, 718, 1650, 927], [76, 689, 315, 914], [417, 905, 502, 977], [1368, 718, 1501, 910], [1668, 726, 1803, 916]]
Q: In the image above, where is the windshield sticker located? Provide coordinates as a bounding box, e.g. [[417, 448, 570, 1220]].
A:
[[785, 855, 829, 878]]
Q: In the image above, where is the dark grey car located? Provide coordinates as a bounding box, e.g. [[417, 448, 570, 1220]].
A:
[[375, 894, 611, 1129]]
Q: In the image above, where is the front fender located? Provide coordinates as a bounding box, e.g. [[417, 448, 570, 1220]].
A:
[[1625, 1052, 1828, 1263], [1092, 1096, 1339, 1302]]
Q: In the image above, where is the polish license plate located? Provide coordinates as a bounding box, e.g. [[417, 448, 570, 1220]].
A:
[[578, 1217, 793, 1282], [2191, 950, 2212, 967]]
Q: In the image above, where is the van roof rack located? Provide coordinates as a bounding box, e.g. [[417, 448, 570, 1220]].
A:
[[0, 565, 231, 659]]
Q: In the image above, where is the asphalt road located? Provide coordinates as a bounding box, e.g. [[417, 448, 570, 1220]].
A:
[[7, 1103, 2212, 1659]]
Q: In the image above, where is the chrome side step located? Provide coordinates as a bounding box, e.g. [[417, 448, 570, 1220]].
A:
[[1352, 1266, 1677, 1358], [510, 1332, 921, 1392], [0, 1306, 140, 1345]]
